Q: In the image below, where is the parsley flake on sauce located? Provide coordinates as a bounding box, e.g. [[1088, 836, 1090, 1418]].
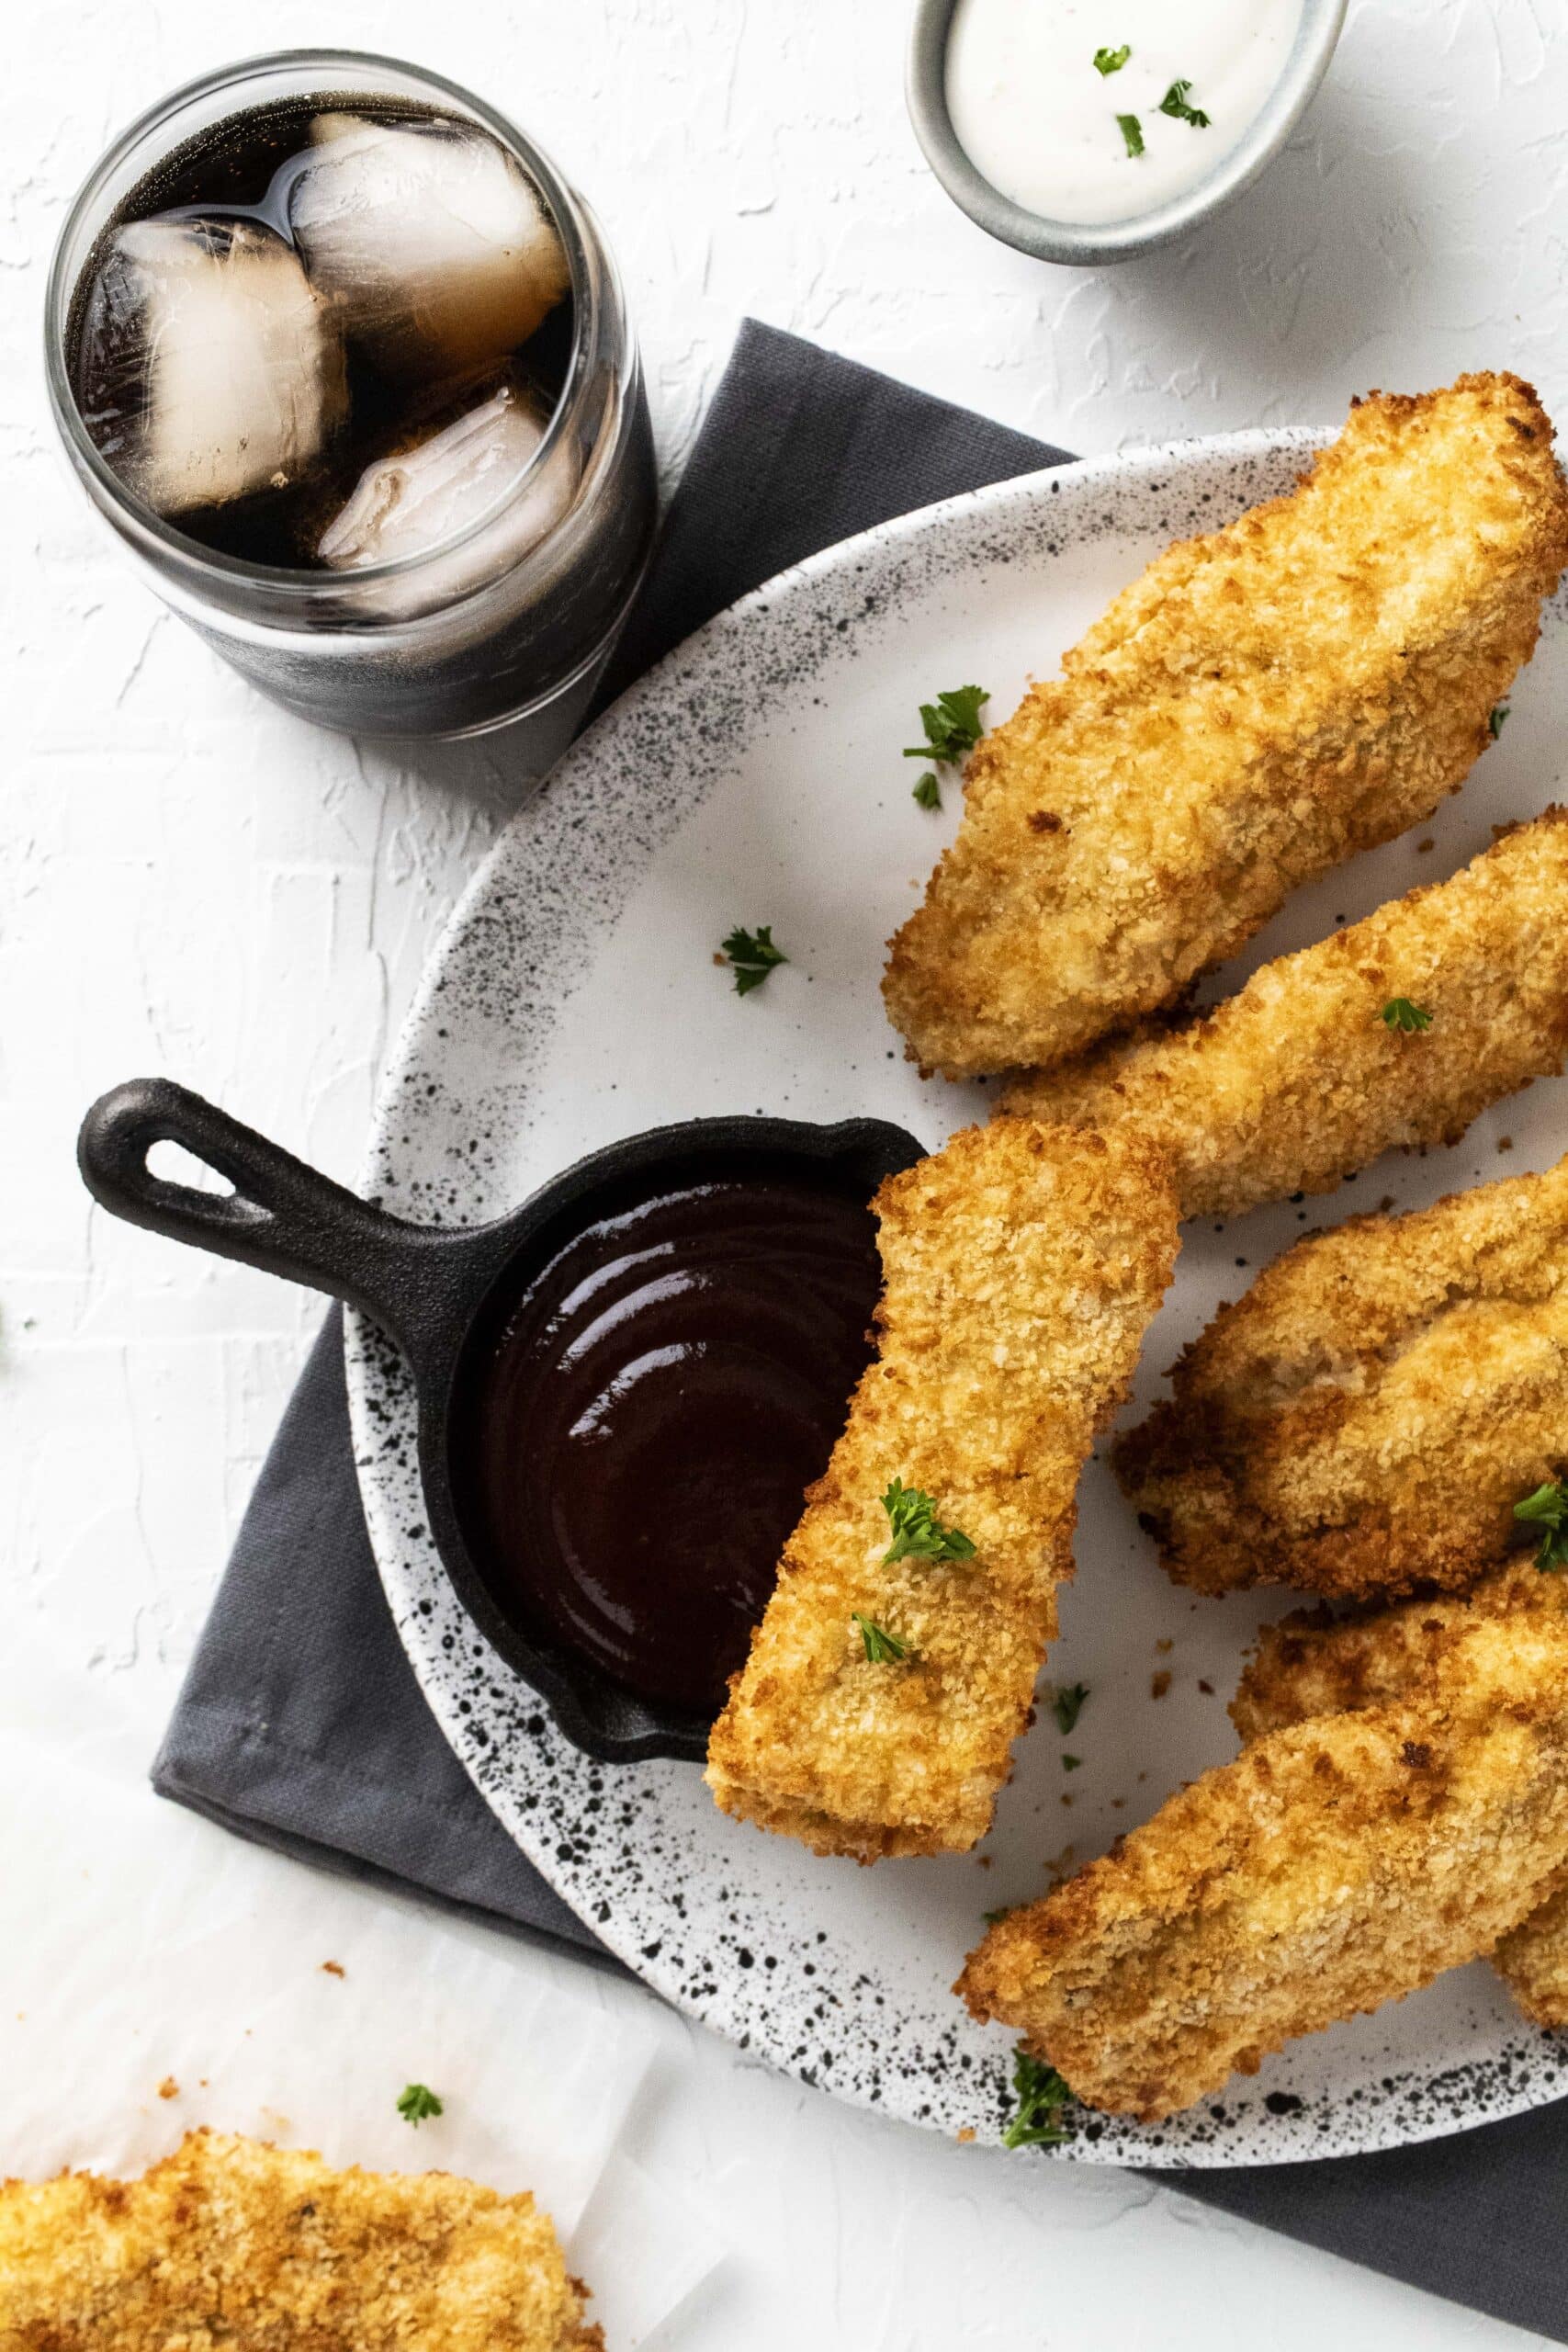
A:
[[1002, 2049, 1075, 2148], [1117, 112, 1145, 158], [1516, 1480, 1568, 1570], [1158, 78, 1212, 127], [853, 1611, 909, 1663], [882, 1477, 977, 1566], [397, 2083, 444, 2126], [903, 684, 989, 767], [1490, 704, 1511, 738], [1093, 44, 1131, 74], [719, 924, 788, 995], [911, 770, 943, 810], [1381, 997, 1434, 1034]]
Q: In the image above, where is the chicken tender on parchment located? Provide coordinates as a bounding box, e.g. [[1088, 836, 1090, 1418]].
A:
[[957, 1598, 1568, 2120], [1233, 1567, 1568, 2029], [705, 1122, 1179, 1861], [1000, 807, 1568, 1219], [0, 2129, 601, 2352], [1115, 1150, 1568, 1600], [884, 373, 1568, 1080]]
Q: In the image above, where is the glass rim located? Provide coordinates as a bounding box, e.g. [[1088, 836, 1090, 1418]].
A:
[[42, 47, 601, 598]]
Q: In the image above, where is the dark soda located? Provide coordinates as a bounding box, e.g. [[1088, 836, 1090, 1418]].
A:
[[51, 57, 657, 736], [68, 95, 577, 573]]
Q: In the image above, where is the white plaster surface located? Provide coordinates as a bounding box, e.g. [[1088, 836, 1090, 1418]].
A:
[[4, 0, 1565, 2342]]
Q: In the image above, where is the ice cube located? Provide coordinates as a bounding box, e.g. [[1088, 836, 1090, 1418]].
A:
[[289, 116, 570, 383], [76, 218, 345, 515], [316, 379, 579, 614]]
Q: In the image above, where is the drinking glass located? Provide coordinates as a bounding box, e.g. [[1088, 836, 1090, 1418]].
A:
[[45, 50, 659, 739]]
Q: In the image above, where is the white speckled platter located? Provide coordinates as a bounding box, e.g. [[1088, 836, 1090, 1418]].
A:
[[347, 431, 1568, 2165]]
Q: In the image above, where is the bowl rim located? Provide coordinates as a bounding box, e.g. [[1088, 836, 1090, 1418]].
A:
[[907, 0, 1348, 265]]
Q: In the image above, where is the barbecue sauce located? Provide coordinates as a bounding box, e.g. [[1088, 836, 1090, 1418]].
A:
[[458, 1161, 883, 1713]]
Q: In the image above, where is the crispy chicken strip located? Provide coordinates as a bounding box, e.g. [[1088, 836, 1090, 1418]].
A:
[[884, 373, 1568, 1080], [1232, 1567, 1568, 2028], [958, 1596, 1568, 2119], [999, 808, 1568, 1218], [1228, 1566, 1541, 1743], [0, 2130, 600, 2352], [1480, 1875, 1568, 2027], [1115, 1151, 1568, 1600], [705, 1122, 1179, 1860]]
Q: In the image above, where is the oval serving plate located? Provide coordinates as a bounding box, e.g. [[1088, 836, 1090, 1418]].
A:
[[347, 428, 1568, 2163]]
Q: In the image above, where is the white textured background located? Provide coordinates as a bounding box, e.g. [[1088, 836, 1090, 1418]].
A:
[[6, 1, 1566, 2342]]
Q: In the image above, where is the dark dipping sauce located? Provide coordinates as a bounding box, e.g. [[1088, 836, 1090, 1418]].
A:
[[456, 1159, 883, 1714]]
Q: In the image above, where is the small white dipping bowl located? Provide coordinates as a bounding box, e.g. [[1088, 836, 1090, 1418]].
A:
[[908, 0, 1347, 265]]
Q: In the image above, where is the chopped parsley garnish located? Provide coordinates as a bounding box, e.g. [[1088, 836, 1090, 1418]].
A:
[[911, 771, 943, 811], [1117, 112, 1145, 158], [903, 684, 989, 767], [1490, 704, 1511, 738], [1002, 2048, 1075, 2148], [853, 1611, 909, 1663], [1381, 997, 1434, 1034], [1515, 1479, 1568, 1570], [719, 924, 788, 995], [1061, 1752, 1083, 1771], [882, 1477, 977, 1566], [1052, 1682, 1089, 1736], [983, 1905, 1011, 1925], [397, 2083, 443, 2126], [1158, 78, 1212, 127], [1093, 43, 1131, 74]]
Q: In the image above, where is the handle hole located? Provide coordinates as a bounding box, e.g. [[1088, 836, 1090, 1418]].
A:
[[147, 1138, 237, 1198]]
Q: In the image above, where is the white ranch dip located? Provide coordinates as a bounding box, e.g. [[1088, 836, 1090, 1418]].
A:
[[945, 0, 1306, 228]]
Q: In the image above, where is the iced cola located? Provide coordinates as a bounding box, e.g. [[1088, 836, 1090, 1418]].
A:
[[49, 56, 657, 737]]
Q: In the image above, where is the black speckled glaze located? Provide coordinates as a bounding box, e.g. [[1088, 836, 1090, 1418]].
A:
[[346, 432, 1568, 2165]]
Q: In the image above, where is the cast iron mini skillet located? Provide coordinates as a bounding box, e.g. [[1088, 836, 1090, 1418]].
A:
[[78, 1078, 924, 1765]]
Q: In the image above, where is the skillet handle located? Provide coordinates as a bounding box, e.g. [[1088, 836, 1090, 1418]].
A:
[[77, 1077, 478, 1357]]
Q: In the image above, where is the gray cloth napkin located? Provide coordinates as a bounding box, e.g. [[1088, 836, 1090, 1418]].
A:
[[154, 319, 1568, 2343]]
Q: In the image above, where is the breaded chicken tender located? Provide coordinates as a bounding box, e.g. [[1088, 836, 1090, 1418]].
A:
[[1491, 1882, 1568, 2028], [705, 1122, 1179, 1860], [1229, 1565, 1543, 1743], [1233, 1567, 1568, 2028], [958, 1599, 1568, 2119], [0, 2130, 600, 2352], [1000, 808, 1568, 1218], [885, 374, 1568, 1080], [1116, 1151, 1568, 1600]]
